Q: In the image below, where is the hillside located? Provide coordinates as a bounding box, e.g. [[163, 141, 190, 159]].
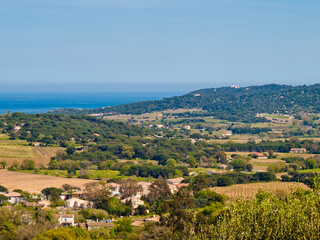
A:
[[52, 84, 320, 122], [0, 113, 149, 146]]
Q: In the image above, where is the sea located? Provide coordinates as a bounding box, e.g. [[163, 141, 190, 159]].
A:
[[0, 92, 183, 114]]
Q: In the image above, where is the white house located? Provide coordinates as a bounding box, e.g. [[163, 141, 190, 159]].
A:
[[3, 191, 23, 204], [107, 183, 120, 196], [57, 214, 75, 227], [66, 198, 89, 209], [121, 195, 144, 209]]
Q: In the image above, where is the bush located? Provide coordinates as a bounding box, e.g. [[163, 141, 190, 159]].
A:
[[20, 159, 36, 170], [0, 185, 7, 192], [217, 177, 233, 186]]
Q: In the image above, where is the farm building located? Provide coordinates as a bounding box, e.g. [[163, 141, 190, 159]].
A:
[[253, 152, 268, 159], [83, 221, 115, 230], [57, 214, 75, 227], [3, 191, 23, 204], [290, 148, 307, 153]]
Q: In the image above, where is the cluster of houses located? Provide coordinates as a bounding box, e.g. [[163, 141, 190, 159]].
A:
[[0, 177, 189, 231]]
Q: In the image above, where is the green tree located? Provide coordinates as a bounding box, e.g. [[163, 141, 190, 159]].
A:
[[20, 159, 36, 170], [41, 187, 63, 202], [0, 185, 7, 192], [166, 158, 177, 168], [121, 145, 135, 159], [116, 218, 134, 234], [147, 179, 172, 204]]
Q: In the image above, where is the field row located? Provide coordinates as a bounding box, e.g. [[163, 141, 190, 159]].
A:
[[212, 182, 310, 201], [0, 145, 63, 167]]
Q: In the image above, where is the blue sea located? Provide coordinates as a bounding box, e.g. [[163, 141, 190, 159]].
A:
[[0, 92, 183, 114]]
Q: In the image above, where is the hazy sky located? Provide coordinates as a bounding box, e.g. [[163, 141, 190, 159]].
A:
[[0, 0, 319, 92]]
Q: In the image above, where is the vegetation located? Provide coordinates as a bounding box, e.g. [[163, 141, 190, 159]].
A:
[[51, 84, 320, 122]]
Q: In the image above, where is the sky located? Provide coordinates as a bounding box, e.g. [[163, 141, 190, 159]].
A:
[[0, 0, 319, 93]]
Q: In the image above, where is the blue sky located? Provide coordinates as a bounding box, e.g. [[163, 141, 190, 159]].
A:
[[0, 0, 319, 92]]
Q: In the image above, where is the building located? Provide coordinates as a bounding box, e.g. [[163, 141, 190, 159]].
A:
[[84, 221, 115, 230], [107, 183, 120, 196], [57, 214, 75, 227], [37, 200, 51, 208], [3, 191, 23, 204], [25, 202, 37, 208], [25, 200, 51, 208], [131, 221, 145, 227], [138, 182, 152, 196], [121, 195, 144, 209], [145, 215, 160, 223], [290, 148, 307, 154], [166, 178, 189, 194], [71, 190, 87, 199], [217, 164, 229, 170], [166, 177, 184, 185], [66, 198, 90, 209], [252, 152, 268, 159]]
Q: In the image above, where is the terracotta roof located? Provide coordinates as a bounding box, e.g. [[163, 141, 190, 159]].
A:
[[87, 222, 115, 228], [25, 202, 37, 207], [108, 183, 120, 188], [131, 221, 145, 227], [57, 214, 74, 218], [167, 177, 184, 184], [145, 216, 160, 222], [4, 192, 21, 197], [176, 183, 189, 188]]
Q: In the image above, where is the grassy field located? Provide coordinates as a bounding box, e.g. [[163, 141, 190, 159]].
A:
[[298, 168, 320, 173], [103, 108, 201, 123], [263, 114, 290, 119], [0, 169, 96, 193], [212, 182, 310, 201], [18, 169, 153, 182]]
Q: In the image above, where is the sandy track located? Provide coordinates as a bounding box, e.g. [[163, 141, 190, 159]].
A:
[[0, 170, 96, 193]]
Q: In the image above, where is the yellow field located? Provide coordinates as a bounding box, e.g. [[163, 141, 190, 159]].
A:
[[212, 182, 310, 201], [0, 169, 96, 193]]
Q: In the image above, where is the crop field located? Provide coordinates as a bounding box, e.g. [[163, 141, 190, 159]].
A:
[[0, 145, 38, 158], [212, 182, 310, 201], [0, 138, 63, 167], [33, 147, 63, 159], [225, 152, 315, 160], [250, 159, 286, 171], [0, 169, 96, 193]]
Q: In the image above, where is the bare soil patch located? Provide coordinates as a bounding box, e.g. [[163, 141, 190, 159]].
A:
[[0, 169, 96, 193]]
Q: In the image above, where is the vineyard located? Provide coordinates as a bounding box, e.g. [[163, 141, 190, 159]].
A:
[[0, 139, 63, 167], [212, 182, 310, 201]]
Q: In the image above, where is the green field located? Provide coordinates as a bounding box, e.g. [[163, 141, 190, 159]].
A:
[[18, 169, 153, 182], [263, 114, 290, 119], [298, 168, 320, 173]]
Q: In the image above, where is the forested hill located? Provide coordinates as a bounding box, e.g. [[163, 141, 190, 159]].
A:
[[50, 84, 320, 122], [0, 113, 149, 145]]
